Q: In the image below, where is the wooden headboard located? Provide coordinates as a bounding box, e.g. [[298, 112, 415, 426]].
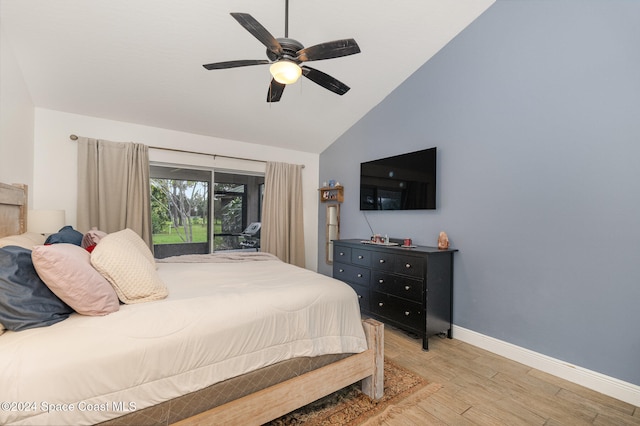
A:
[[0, 182, 28, 238]]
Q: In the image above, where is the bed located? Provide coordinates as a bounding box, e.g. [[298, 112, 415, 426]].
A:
[[0, 182, 383, 425]]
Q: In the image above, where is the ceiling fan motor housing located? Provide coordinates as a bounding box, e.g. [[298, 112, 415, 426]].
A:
[[268, 38, 304, 62]]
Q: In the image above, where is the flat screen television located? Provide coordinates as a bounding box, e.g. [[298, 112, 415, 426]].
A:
[[360, 147, 436, 210]]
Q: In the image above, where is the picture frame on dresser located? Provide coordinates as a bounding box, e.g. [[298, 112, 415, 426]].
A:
[[333, 238, 456, 350]]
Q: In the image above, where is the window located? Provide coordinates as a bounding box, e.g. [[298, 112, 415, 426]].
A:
[[149, 166, 264, 258], [150, 166, 212, 258]]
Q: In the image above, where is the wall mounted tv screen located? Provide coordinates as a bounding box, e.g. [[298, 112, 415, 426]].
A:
[[360, 147, 436, 210]]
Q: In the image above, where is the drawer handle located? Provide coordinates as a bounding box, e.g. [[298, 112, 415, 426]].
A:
[[339, 252, 345, 256], [357, 273, 363, 278], [404, 311, 410, 316], [378, 279, 384, 284], [378, 302, 384, 307], [404, 286, 411, 291], [379, 259, 385, 264], [339, 269, 344, 273], [405, 263, 412, 269], [358, 255, 364, 259], [358, 295, 362, 299]]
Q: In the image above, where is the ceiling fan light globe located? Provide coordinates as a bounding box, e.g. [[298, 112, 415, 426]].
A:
[[270, 61, 302, 84]]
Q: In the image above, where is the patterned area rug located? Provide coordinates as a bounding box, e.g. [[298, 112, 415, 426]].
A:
[[266, 358, 440, 425]]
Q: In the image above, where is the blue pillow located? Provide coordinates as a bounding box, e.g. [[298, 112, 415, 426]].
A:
[[45, 225, 83, 246], [0, 246, 73, 331]]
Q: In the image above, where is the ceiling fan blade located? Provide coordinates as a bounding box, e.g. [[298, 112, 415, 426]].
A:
[[203, 59, 269, 70], [230, 13, 283, 57], [267, 79, 286, 103], [297, 39, 360, 62], [301, 66, 350, 95]]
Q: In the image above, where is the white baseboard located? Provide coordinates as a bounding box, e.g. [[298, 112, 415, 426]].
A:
[[452, 325, 640, 407]]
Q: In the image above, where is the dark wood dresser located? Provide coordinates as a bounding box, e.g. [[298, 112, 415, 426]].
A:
[[332, 239, 456, 350]]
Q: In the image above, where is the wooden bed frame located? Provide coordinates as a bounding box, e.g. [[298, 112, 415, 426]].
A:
[[175, 320, 383, 425], [0, 182, 384, 425], [0, 183, 27, 237]]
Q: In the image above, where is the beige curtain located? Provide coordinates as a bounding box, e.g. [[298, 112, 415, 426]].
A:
[[261, 161, 305, 267], [77, 138, 153, 250]]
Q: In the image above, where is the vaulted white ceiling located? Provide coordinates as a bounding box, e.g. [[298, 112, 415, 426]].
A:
[[1, 0, 494, 153]]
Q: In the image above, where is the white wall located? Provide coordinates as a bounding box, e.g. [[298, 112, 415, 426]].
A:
[[0, 24, 34, 198], [33, 108, 320, 270]]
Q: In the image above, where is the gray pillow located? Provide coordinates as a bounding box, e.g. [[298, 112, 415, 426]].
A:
[[0, 246, 73, 331]]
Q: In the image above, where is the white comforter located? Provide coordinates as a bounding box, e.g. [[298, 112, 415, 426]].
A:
[[0, 258, 367, 425]]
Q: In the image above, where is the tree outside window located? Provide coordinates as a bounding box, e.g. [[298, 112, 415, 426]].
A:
[[151, 178, 208, 244]]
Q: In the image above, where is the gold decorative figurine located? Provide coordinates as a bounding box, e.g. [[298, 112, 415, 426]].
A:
[[438, 231, 449, 250]]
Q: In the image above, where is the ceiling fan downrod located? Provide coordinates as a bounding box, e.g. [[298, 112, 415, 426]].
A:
[[284, 0, 289, 38]]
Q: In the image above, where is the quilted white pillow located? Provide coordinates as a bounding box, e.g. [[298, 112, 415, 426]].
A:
[[32, 244, 120, 315], [91, 229, 167, 304], [113, 228, 156, 268]]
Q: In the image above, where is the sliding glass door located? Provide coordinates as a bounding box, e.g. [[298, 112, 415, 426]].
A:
[[149, 166, 264, 258], [213, 172, 264, 251], [150, 166, 211, 258]]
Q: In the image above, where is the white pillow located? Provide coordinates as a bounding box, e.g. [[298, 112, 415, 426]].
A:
[[32, 244, 119, 315], [90, 229, 167, 304], [109, 228, 156, 268]]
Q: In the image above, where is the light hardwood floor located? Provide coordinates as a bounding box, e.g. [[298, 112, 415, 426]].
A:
[[382, 326, 640, 425]]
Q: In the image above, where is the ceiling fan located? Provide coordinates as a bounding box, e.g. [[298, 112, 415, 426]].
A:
[[202, 0, 361, 102]]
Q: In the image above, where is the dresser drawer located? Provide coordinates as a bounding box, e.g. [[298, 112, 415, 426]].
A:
[[370, 291, 423, 331], [371, 271, 423, 302], [393, 255, 424, 278], [351, 248, 371, 267], [333, 263, 370, 287], [371, 251, 396, 272], [333, 246, 352, 263], [371, 252, 424, 278]]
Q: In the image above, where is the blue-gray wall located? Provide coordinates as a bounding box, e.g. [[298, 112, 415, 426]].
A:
[[318, 0, 640, 386]]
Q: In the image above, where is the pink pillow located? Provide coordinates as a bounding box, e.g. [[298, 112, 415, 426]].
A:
[[32, 244, 120, 316], [81, 227, 108, 250]]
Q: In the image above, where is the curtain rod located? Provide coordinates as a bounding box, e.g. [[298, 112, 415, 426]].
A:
[[69, 134, 304, 168]]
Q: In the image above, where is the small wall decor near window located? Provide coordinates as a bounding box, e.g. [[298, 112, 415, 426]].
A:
[[319, 184, 343, 203], [325, 203, 340, 264]]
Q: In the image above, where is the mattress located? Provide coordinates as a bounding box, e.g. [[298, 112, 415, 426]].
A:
[[0, 258, 367, 425]]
